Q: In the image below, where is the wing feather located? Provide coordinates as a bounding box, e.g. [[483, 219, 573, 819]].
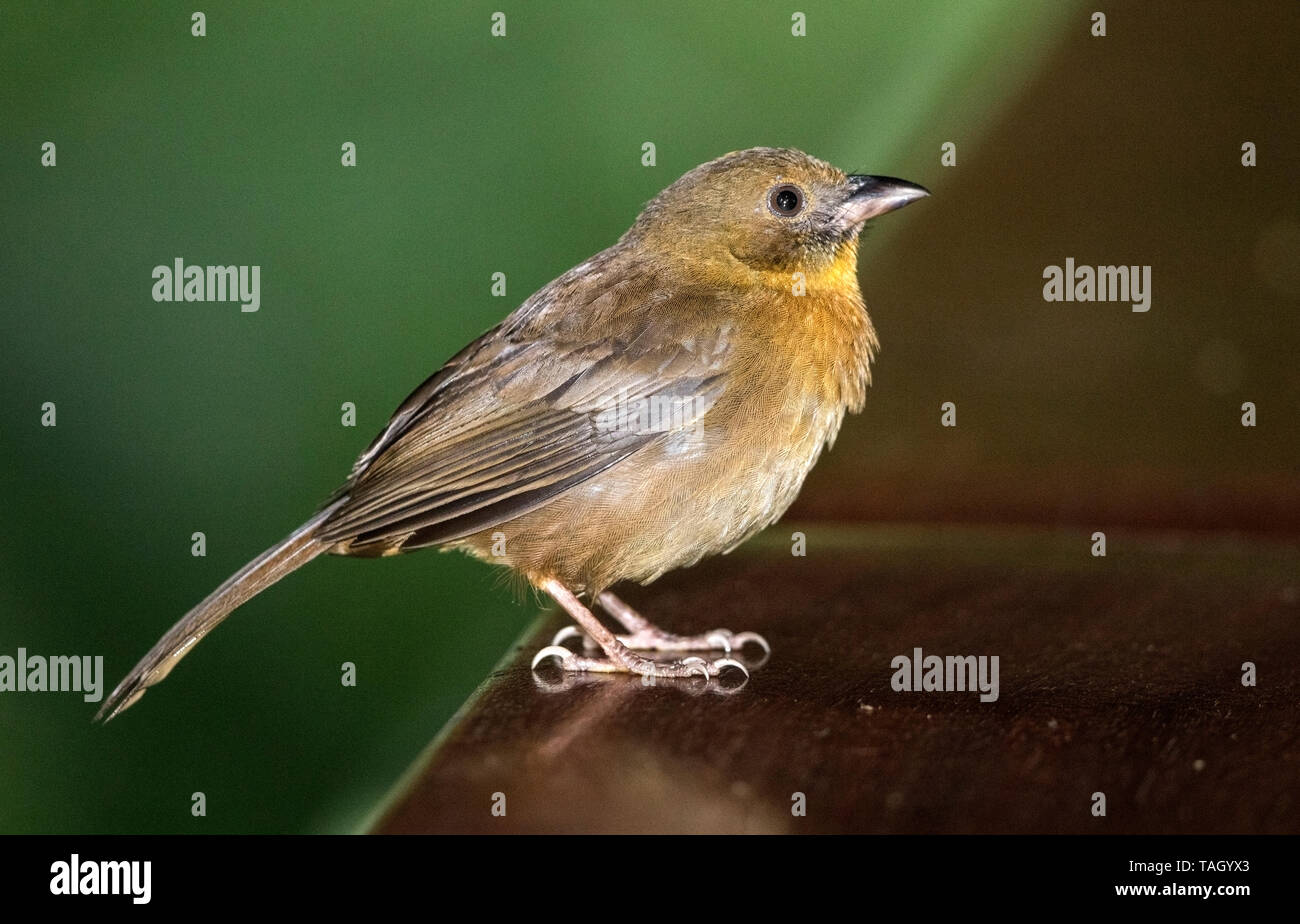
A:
[[319, 268, 733, 554]]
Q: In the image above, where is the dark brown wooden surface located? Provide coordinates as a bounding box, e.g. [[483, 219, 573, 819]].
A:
[[370, 525, 1299, 834]]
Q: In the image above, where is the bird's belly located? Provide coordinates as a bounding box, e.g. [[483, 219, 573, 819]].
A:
[[458, 395, 845, 593]]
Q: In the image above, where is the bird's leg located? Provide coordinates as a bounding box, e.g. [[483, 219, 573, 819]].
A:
[[532, 579, 746, 680], [601, 590, 770, 655], [549, 589, 769, 657]]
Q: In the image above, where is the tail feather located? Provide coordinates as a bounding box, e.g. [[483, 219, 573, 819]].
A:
[[95, 503, 342, 723]]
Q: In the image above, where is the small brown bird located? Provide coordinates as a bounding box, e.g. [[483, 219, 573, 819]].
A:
[[97, 147, 927, 721]]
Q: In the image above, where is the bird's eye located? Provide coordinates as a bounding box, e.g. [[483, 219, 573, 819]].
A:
[[768, 184, 805, 217]]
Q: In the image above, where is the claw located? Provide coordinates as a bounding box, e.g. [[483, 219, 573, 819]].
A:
[[729, 631, 771, 668], [731, 631, 770, 655], [550, 625, 585, 648], [713, 657, 749, 679], [705, 631, 734, 653], [681, 656, 711, 680], [531, 645, 575, 671]]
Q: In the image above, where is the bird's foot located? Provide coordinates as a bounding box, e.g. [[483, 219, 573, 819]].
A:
[[534, 579, 763, 689], [550, 623, 769, 657], [531, 645, 748, 683]]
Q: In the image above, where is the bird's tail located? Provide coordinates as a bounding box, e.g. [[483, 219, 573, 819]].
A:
[[95, 501, 343, 723]]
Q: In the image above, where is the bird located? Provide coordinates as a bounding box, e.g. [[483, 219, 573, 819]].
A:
[[95, 147, 928, 722]]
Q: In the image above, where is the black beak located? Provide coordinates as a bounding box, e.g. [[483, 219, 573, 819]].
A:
[[842, 175, 930, 226]]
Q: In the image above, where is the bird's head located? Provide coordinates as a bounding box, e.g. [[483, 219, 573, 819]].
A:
[[625, 147, 928, 285]]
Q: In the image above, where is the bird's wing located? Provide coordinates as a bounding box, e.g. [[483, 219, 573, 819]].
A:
[[318, 285, 733, 554]]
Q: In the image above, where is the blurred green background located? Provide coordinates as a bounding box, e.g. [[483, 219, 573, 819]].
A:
[[2, 1, 1294, 833]]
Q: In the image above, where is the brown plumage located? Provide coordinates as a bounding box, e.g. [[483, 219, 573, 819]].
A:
[[97, 147, 927, 721]]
